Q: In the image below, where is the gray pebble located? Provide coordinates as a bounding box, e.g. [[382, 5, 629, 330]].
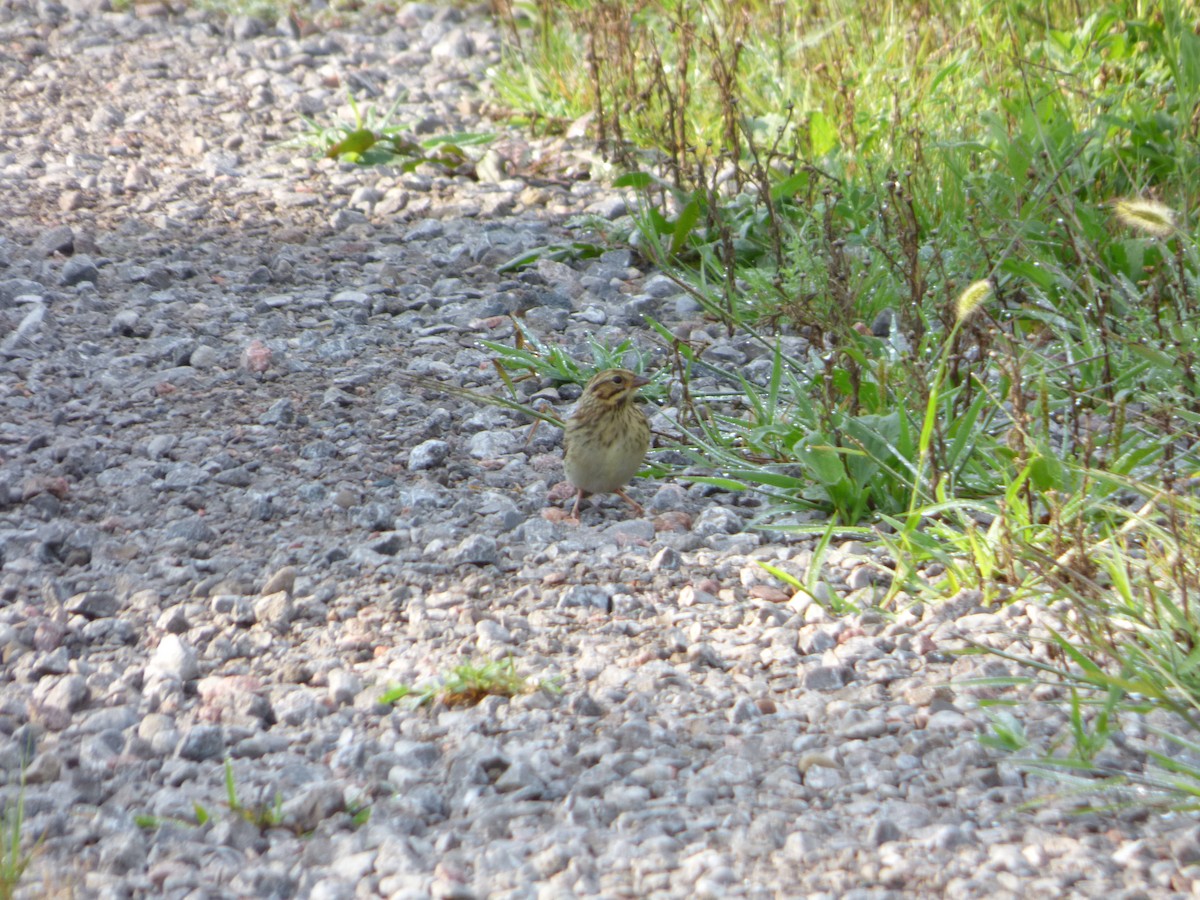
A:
[[803, 665, 851, 691], [177, 725, 225, 761], [409, 439, 450, 470], [64, 589, 119, 619], [692, 506, 744, 536], [450, 534, 498, 566], [61, 254, 99, 286]]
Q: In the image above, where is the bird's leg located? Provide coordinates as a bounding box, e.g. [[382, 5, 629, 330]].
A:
[[615, 488, 644, 517], [570, 489, 586, 521]]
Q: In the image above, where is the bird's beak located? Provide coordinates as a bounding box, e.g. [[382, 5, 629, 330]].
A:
[[631, 374, 651, 389]]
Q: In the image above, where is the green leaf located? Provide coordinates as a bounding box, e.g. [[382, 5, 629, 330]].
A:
[[647, 206, 673, 237], [723, 469, 808, 489], [1128, 342, 1178, 370], [770, 171, 810, 202], [380, 684, 414, 705], [687, 476, 749, 491], [613, 171, 654, 189], [421, 131, 496, 148], [798, 442, 846, 486], [327, 128, 377, 159], [809, 110, 838, 157], [1029, 453, 1065, 491], [927, 57, 962, 94], [999, 256, 1059, 292], [670, 198, 702, 257], [756, 560, 802, 589], [496, 242, 605, 273]]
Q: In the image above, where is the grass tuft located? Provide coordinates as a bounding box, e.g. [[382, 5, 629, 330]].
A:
[[381, 657, 558, 709]]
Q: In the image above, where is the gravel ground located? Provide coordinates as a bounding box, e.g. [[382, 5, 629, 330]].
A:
[[0, 2, 1196, 898]]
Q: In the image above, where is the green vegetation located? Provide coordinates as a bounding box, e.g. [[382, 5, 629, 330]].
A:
[[488, 0, 1200, 808], [135, 759, 284, 831], [382, 657, 558, 708], [0, 766, 32, 900], [137, 759, 363, 834], [483, 322, 662, 399], [289, 91, 498, 169], [221, 758, 284, 831]]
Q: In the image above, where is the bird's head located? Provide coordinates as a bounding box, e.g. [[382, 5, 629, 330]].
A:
[[581, 368, 650, 407]]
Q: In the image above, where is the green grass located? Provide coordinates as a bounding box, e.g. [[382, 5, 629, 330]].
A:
[[136, 759, 364, 835], [222, 758, 284, 831], [381, 657, 559, 708], [488, 0, 1200, 809], [287, 91, 498, 169], [0, 761, 34, 900]]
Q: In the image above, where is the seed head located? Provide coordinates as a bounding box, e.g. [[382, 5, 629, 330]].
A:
[[955, 279, 993, 324], [1112, 198, 1177, 238]]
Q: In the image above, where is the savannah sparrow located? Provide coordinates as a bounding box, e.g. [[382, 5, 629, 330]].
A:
[[563, 368, 651, 519]]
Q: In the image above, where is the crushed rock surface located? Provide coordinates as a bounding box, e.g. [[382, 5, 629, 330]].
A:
[[0, 1, 1194, 898]]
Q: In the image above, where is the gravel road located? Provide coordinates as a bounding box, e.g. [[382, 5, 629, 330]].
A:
[[0, 2, 1194, 897]]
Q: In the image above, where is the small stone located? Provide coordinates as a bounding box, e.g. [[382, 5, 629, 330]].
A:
[[558, 585, 611, 611], [926, 709, 976, 732], [803, 665, 850, 691], [748, 583, 790, 603], [261, 398, 296, 425], [678, 585, 718, 606], [404, 219, 444, 242], [869, 819, 910, 852], [408, 439, 450, 471], [465, 430, 517, 458], [475, 619, 513, 651], [156, 606, 189, 634], [330, 209, 369, 230], [177, 725, 225, 761], [242, 340, 272, 373], [649, 547, 681, 571], [24, 751, 62, 784], [211, 594, 256, 626], [261, 566, 297, 596], [692, 506, 744, 536], [32, 673, 89, 728], [729, 697, 762, 724], [846, 566, 875, 591], [148, 634, 200, 682], [254, 591, 294, 630], [189, 344, 220, 368], [1171, 826, 1200, 865], [65, 590, 120, 619], [280, 782, 345, 832], [328, 669, 361, 706], [31, 647, 69, 676], [123, 164, 152, 191], [918, 824, 974, 851], [100, 832, 147, 875], [61, 255, 99, 286], [431, 29, 474, 59], [80, 729, 124, 773], [449, 534, 498, 566], [803, 763, 843, 790], [33, 225, 75, 257]]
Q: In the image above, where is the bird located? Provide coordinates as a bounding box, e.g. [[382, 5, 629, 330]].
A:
[[562, 368, 651, 519]]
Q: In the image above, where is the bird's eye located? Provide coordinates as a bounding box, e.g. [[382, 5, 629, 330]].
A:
[[611, 375, 624, 385]]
